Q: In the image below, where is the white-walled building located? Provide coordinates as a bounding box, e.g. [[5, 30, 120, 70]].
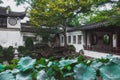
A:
[[59, 27, 84, 52], [59, 22, 120, 58], [0, 7, 37, 48]]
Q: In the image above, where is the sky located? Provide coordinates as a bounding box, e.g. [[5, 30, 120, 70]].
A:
[[0, 0, 29, 12]]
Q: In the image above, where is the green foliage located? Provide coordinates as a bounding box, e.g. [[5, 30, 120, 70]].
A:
[[17, 46, 25, 53], [0, 55, 120, 80], [96, 58, 110, 63], [0, 46, 14, 62], [0, 45, 3, 57], [14, 0, 33, 5], [74, 63, 96, 80], [25, 37, 33, 51], [69, 15, 81, 26], [18, 46, 28, 56], [37, 70, 48, 80], [29, 0, 105, 27], [100, 62, 120, 80], [0, 70, 15, 80], [3, 46, 14, 54], [17, 56, 36, 72], [67, 45, 76, 52], [0, 64, 5, 72], [36, 28, 59, 43], [16, 71, 33, 80], [5, 59, 19, 70]]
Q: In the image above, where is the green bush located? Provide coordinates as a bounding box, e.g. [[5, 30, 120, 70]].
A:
[[25, 37, 34, 51], [18, 46, 33, 57], [18, 46, 25, 53], [67, 45, 76, 52], [2, 46, 14, 61], [0, 45, 3, 57]]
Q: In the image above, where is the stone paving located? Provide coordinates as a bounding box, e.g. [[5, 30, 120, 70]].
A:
[[84, 50, 120, 58]]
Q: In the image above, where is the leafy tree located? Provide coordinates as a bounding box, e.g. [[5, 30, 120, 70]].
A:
[[14, 0, 33, 5], [83, 0, 120, 26], [14, 0, 114, 46], [29, 0, 109, 47], [36, 27, 59, 43]]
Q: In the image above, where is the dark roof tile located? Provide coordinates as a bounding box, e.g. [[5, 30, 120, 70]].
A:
[[0, 7, 26, 18], [9, 11, 26, 19]]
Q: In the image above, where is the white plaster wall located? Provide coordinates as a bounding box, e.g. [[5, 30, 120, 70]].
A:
[[60, 31, 84, 52], [22, 32, 39, 45], [7, 17, 21, 29], [0, 30, 24, 48], [67, 31, 84, 52]]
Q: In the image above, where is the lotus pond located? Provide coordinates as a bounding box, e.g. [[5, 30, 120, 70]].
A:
[[0, 55, 120, 80]]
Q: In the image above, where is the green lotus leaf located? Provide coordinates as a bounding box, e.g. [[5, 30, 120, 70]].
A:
[[0, 70, 15, 80], [74, 63, 96, 80], [17, 56, 36, 71], [111, 57, 120, 66], [59, 59, 77, 70], [90, 61, 103, 70], [0, 63, 5, 72], [100, 62, 120, 80], [37, 70, 48, 80], [35, 64, 46, 69], [106, 54, 113, 59], [16, 72, 32, 80], [11, 69, 20, 74]]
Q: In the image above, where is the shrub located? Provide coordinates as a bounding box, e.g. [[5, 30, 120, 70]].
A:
[[18, 46, 25, 53], [25, 37, 33, 51], [67, 45, 76, 52], [0, 46, 3, 57], [3, 46, 14, 61], [18, 46, 33, 57]]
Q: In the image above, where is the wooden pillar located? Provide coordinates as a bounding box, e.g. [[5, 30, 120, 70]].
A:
[[114, 30, 119, 54], [116, 31, 119, 53], [83, 31, 87, 49]]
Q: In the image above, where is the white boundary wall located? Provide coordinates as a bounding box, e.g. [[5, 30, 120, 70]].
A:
[[60, 31, 84, 52]]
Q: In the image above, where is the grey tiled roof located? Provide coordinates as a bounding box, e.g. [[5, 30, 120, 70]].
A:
[[0, 7, 26, 19], [21, 27, 37, 33], [67, 22, 108, 32], [8, 11, 26, 19], [80, 22, 108, 30]]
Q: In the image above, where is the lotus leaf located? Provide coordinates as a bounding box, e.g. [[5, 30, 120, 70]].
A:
[[0, 70, 15, 80], [59, 59, 77, 70], [74, 63, 96, 80], [111, 57, 120, 66], [37, 70, 48, 80], [11, 69, 20, 74], [17, 56, 36, 71], [100, 62, 120, 80], [90, 61, 103, 70], [0, 63, 5, 71], [35, 64, 46, 69], [16, 72, 32, 80]]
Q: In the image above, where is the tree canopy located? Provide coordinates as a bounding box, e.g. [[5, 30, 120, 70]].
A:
[[13, 0, 112, 46], [29, 0, 110, 27], [81, 0, 120, 26], [14, 0, 120, 46]]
